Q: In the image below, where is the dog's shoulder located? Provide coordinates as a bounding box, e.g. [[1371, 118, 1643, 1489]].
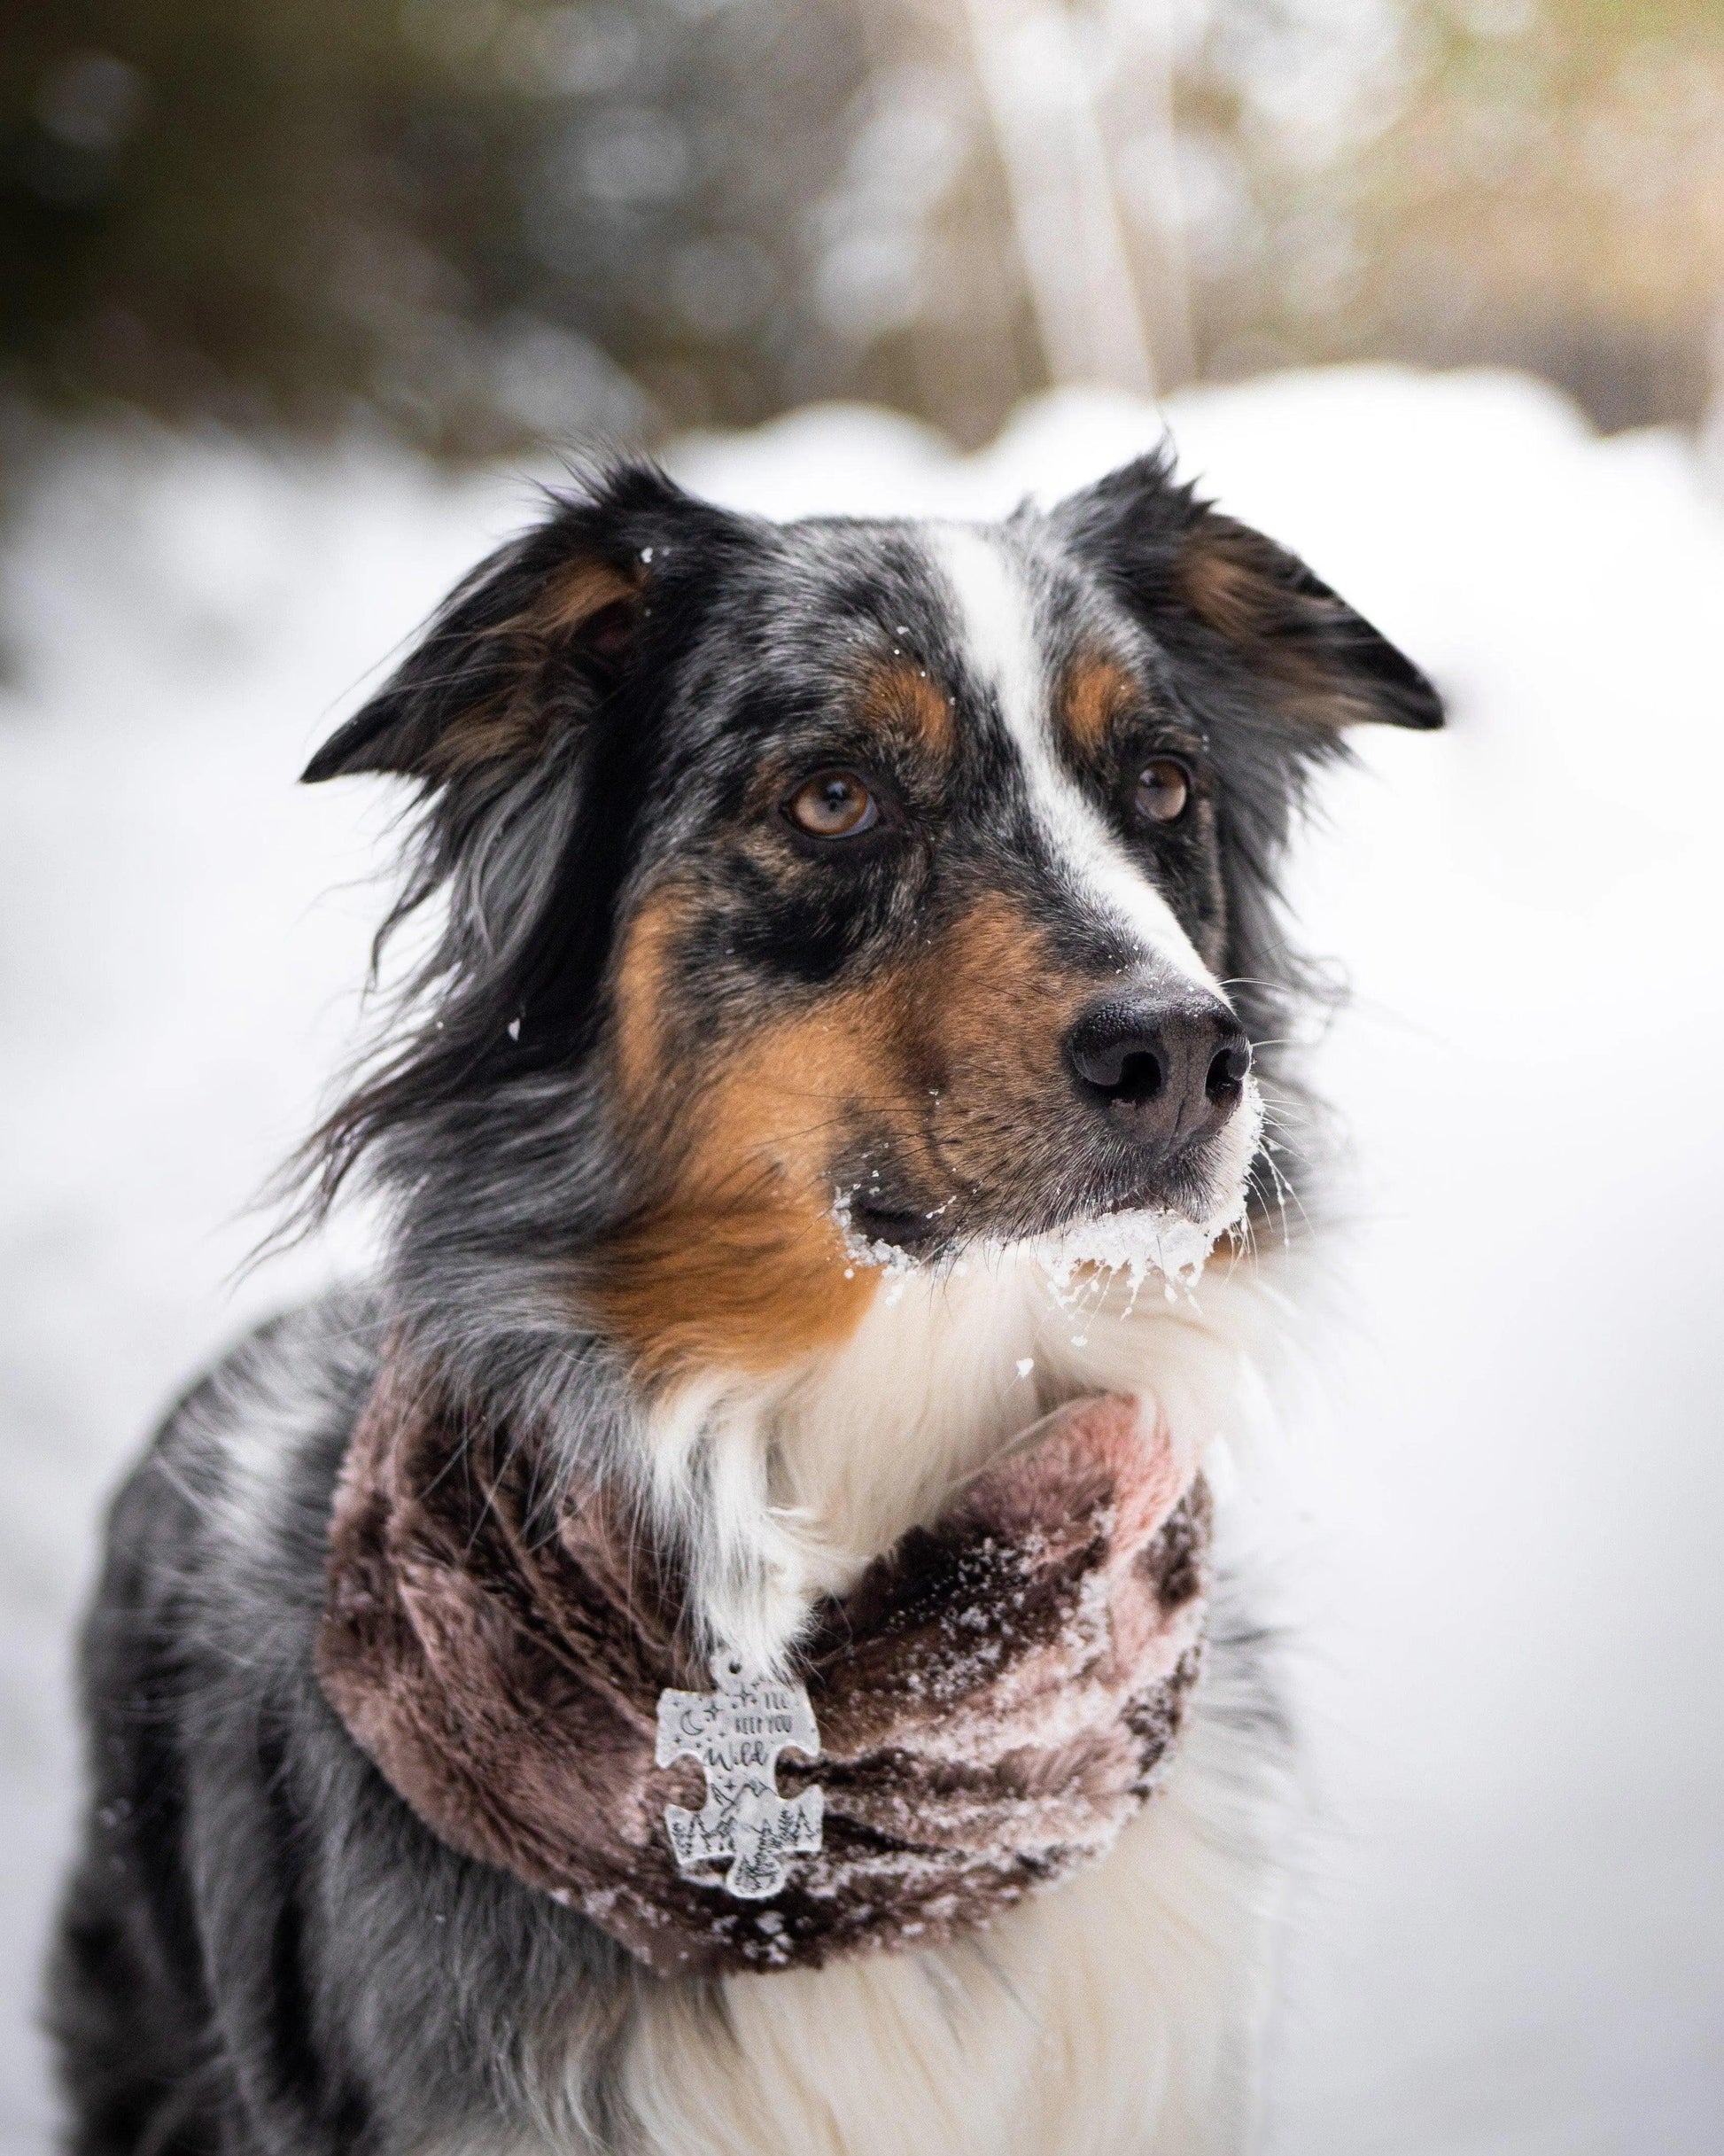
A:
[[92, 1288, 384, 1672], [66, 1288, 639, 2153]]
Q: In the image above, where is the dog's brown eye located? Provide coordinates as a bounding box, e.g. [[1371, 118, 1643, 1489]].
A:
[[1135, 758, 1191, 823], [786, 771, 878, 839]]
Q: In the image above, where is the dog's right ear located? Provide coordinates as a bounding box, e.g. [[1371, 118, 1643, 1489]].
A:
[[302, 464, 692, 785], [1054, 447, 1443, 736]]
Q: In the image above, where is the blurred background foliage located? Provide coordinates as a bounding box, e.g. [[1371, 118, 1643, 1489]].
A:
[[3, 0, 1722, 461]]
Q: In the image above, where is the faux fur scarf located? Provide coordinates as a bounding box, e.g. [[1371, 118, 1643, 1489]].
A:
[[316, 1353, 1212, 1978]]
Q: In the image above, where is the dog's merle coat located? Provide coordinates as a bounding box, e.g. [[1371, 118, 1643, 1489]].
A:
[[49, 450, 1440, 2156]]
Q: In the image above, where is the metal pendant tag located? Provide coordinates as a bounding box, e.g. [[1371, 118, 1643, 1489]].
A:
[[656, 1653, 823, 1900]]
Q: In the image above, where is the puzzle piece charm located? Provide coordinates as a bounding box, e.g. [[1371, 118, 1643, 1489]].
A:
[[656, 1653, 823, 1899]]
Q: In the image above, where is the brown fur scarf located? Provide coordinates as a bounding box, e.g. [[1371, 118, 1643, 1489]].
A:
[[316, 1355, 1212, 1978]]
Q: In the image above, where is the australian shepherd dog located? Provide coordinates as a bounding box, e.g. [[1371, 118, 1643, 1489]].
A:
[[49, 448, 1440, 2155]]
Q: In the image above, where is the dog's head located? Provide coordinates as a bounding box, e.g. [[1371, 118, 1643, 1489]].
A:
[[304, 453, 1440, 1387]]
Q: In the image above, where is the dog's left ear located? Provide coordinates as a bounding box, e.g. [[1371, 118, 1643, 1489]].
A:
[[301, 465, 694, 784], [1055, 449, 1443, 733]]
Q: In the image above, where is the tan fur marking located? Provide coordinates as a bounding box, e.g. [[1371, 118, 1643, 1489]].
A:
[[538, 558, 643, 638], [897, 893, 1078, 1189], [860, 658, 954, 758], [1061, 655, 1138, 756], [423, 697, 550, 776], [1177, 522, 1377, 728], [610, 883, 692, 1102], [593, 890, 1096, 1388], [1177, 541, 1269, 646], [594, 997, 894, 1385], [602, 873, 898, 1384], [427, 561, 644, 775], [592, 1196, 874, 1389]]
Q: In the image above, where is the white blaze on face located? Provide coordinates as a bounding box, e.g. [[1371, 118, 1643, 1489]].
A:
[[927, 525, 1220, 997]]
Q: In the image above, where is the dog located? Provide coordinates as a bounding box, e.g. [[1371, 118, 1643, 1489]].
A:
[[49, 445, 1441, 2155]]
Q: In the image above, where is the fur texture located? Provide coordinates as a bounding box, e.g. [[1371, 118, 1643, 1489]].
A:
[[50, 448, 1441, 2155]]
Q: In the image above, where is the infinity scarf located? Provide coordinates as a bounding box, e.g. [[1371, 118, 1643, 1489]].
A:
[[316, 1352, 1210, 1978]]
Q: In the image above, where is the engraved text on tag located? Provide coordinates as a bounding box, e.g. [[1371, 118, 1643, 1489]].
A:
[[656, 1653, 823, 1899]]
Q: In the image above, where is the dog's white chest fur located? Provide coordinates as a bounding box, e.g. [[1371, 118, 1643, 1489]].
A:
[[641, 1245, 1262, 1667], [618, 1724, 1275, 2156], [495, 1257, 1287, 2156], [617, 1654, 1280, 2156]]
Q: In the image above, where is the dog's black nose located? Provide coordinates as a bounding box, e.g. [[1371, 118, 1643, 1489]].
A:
[[1065, 994, 1251, 1155]]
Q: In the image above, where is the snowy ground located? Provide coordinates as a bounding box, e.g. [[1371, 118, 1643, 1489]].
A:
[[2, 369, 1721, 2152]]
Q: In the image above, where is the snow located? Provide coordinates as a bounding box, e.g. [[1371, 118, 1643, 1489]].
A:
[[833, 1187, 1231, 1312], [1037, 1191, 1248, 1305], [4, 368, 1723, 2148]]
